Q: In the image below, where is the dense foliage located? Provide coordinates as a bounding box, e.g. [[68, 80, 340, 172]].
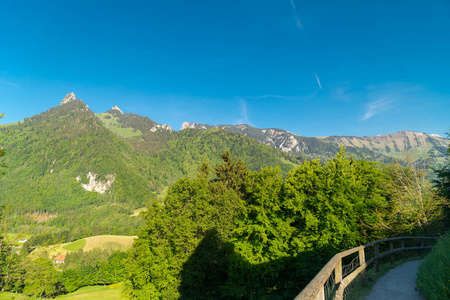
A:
[[417, 233, 450, 300], [20, 230, 73, 255], [61, 249, 127, 292], [124, 154, 246, 299], [124, 149, 446, 299], [434, 132, 450, 226]]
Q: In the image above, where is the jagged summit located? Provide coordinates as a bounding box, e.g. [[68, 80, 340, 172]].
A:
[[112, 105, 124, 114], [181, 122, 214, 130], [60, 92, 77, 105], [59, 92, 89, 109]]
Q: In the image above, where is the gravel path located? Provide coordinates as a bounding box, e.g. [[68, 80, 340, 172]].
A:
[[364, 260, 424, 300]]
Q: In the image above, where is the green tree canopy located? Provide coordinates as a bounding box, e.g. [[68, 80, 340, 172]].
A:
[[124, 153, 246, 299]]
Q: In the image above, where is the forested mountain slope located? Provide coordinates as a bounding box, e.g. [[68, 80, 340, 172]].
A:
[[0, 96, 154, 235], [181, 122, 449, 167], [0, 94, 301, 235]]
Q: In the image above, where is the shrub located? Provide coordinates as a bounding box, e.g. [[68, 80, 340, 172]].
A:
[[417, 233, 450, 300]]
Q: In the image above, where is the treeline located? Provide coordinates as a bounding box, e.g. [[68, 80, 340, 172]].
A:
[[0, 244, 127, 297], [61, 249, 127, 293], [20, 229, 73, 255], [124, 149, 449, 299]]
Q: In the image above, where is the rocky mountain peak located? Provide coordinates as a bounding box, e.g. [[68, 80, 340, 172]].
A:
[[181, 122, 214, 130], [181, 122, 195, 130], [112, 105, 124, 114], [60, 92, 78, 105]]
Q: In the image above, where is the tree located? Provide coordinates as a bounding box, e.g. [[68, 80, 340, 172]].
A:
[[124, 152, 245, 299], [98, 250, 127, 285], [23, 257, 63, 298], [214, 151, 248, 196], [435, 131, 450, 200], [381, 155, 448, 235], [283, 148, 388, 250], [226, 149, 389, 298]]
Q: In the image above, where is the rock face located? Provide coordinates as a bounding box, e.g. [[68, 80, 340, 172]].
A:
[[112, 105, 124, 114], [60, 92, 77, 105], [80, 172, 115, 194], [181, 122, 214, 130], [321, 131, 449, 155], [150, 124, 173, 132]]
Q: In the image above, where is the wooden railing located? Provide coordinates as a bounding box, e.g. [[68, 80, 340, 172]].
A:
[[294, 236, 439, 300]]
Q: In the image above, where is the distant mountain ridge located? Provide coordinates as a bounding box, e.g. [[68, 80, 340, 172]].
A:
[[181, 122, 449, 167]]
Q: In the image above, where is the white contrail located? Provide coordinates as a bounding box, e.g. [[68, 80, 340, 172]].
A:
[[248, 95, 290, 100], [290, 0, 302, 29], [361, 94, 394, 121], [314, 72, 322, 89], [235, 98, 252, 126], [0, 80, 20, 87]]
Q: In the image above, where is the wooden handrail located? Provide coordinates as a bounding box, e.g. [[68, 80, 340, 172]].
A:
[[294, 236, 439, 300]]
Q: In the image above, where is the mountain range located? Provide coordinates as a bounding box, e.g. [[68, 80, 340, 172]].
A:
[[0, 93, 447, 235], [180, 122, 449, 166]]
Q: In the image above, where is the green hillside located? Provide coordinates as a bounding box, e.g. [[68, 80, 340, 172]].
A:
[[0, 100, 153, 235], [0, 97, 301, 235]]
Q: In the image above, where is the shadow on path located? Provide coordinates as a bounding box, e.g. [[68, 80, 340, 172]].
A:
[[364, 260, 424, 300]]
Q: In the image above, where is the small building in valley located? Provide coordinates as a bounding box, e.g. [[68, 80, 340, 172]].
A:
[[54, 254, 66, 264]]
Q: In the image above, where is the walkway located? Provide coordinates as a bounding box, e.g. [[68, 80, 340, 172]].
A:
[[364, 260, 424, 300]]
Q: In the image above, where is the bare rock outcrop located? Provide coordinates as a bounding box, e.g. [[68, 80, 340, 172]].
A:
[[60, 92, 77, 105]]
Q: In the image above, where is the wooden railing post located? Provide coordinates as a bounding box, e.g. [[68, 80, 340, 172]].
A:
[[375, 244, 379, 273], [335, 257, 342, 285], [359, 248, 366, 285], [335, 257, 343, 299], [315, 286, 325, 300], [401, 240, 405, 259], [390, 241, 394, 265]]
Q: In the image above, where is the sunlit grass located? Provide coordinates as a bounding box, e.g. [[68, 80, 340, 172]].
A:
[[62, 238, 86, 251], [97, 113, 142, 138], [417, 234, 450, 300], [56, 282, 125, 299], [0, 292, 31, 299], [83, 235, 136, 252]]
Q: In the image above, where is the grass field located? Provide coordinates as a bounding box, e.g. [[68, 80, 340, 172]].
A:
[[29, 235, 137, 260], [6, 233, 32, 246], [83, 235, 136, 252], [0, 283, 125, 299], [0, 292, 31, 299], [97, 113, 142, 138], [29, 243, 71, 259], [56, 283, 125, 299], [63, 238, 86, 251]]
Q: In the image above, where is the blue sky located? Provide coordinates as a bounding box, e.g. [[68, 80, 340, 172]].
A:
[[1, 0, 449, 137]]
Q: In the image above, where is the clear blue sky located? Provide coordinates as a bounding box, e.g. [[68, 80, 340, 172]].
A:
[[1, 0, 449, 137]]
